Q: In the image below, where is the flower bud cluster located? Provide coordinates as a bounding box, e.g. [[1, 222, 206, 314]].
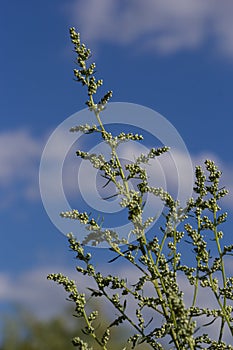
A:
[[118, 132, 143, 142], [70, 123, 98, 134], [76, 150, 107, 170], [135, 147, 169, 165], [61, 209, 89, 224], [219, 277, 233, 300], [72, 337, 91, 349], [47, 273, 86, 317], [70, 27, 112, 110]]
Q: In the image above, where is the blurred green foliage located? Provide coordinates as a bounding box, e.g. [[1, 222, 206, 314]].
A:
[[1, 306, 154, 350]]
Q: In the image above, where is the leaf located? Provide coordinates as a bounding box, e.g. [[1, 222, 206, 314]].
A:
[[109, 315, 126, 328], [144, 316, 153, 329], [123, 299, 127, 312], [87, 287, 103, 297]]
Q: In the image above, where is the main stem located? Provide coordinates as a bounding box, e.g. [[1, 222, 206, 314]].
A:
[[212, 192, 228, 341], [91, 96, 131, 200]]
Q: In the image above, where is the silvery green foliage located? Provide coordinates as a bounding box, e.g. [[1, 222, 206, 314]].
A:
[[47, 28, 233, 350]]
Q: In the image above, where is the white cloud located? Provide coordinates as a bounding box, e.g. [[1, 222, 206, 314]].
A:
[[0, 130, 41, 184], [0, 129, 43, 204], [1, 127, 232, 219], [69, 142, 233, 211], [1, 262, 232, 343], [0, 266, 93, 320], [67, 0, 233, 58], [0, 128, 82, 207]]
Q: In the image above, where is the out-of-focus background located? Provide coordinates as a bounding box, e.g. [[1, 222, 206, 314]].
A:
[[1, 0, 233, 348]]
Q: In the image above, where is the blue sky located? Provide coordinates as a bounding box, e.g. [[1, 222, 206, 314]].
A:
[[1, 0, 233, 342]]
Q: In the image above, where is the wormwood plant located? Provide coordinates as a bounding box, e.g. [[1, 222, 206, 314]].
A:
[[47, 28, 233, 349]]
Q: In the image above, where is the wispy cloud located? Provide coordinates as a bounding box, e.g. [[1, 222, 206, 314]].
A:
[[0, 129, 43, 206], [1, 128, 232, 213], [0, 267, 77, 319], [68, 143, 233, 212], [0, 130, 41, 185], [67, 0, 233, 58], [1, 262, 232, 343]]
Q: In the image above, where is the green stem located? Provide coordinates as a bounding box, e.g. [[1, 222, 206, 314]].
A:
[[155, 231, 167, 268], [140, 228, 187, 350], [90, 95, 131, 200], [212, 196, 228, 341], [144, 221, 196, 350], [208, 271, 232, 334], [190, 215, 201, 318], [88, 94, 194, 349], [173, 227, 177, 273], [99, 285, 146, 338], [82, 309, 108, 349]]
